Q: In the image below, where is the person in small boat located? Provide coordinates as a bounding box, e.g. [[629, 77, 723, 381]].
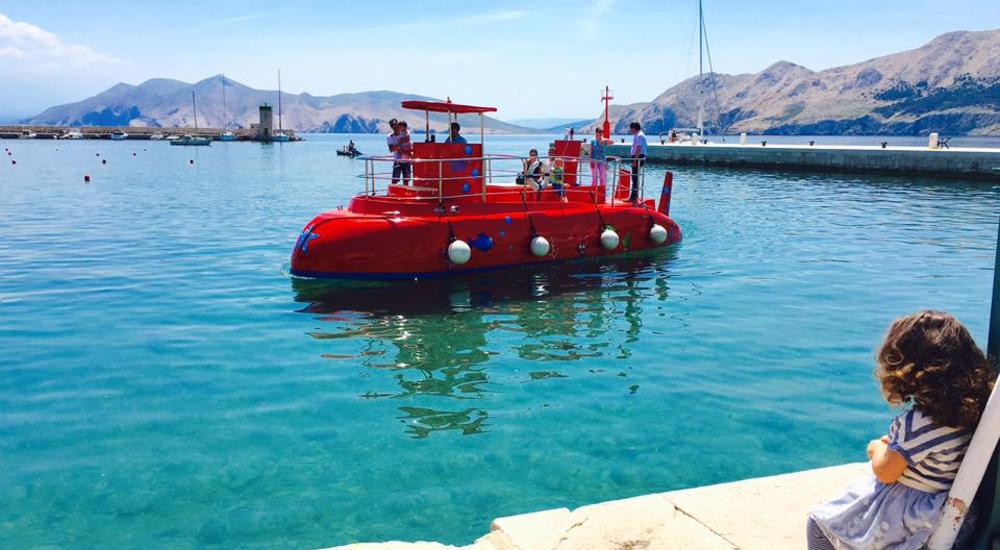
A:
[[807, 311, 992, 550], [445, 122, 466, 144], [518, 148, 548, 191], [589, 128, 612, 187], [392, 121, 412, 185], [348, 139, 356, 152], [628, 122, 647, 202]]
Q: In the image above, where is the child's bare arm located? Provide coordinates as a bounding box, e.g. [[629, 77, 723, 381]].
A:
[[867, 437, 908, 484]]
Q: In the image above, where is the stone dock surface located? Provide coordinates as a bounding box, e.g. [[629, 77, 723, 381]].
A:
[[607, 141, 1000, 179], [323, 462, 869, 550]]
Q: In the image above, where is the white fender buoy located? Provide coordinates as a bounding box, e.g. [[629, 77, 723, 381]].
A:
[[600, 229, 620, 250], [530, 236, 550, 257], [650, 224, 668, 244], [447, 240, 471, 264]]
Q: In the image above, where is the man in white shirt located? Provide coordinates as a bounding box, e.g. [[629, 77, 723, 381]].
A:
[[628, 122, 647, 202]]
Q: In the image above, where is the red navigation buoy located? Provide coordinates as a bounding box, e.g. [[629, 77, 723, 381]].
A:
[[84, 175, 91, 182]]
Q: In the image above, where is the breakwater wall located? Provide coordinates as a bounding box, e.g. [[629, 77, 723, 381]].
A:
[[607, 142, 1000, 179], [0, 125, 300, 141]]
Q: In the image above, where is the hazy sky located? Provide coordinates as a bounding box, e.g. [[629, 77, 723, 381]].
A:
[[1, 0, 998, 120]]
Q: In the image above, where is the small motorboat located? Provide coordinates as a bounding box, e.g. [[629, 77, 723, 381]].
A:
[[169, 135, 212, 146], [337, 144, 362, 157], [149, 133, 165, 141], [271, 132, 290, 142], [19, 131, 37, 139], [219, 131, 237, 142], [111, 130, 128, 141], [290, 99, 681, 280], [58, 129, 84, 140]]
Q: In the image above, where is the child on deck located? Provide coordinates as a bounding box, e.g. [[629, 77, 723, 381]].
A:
[[807, 311, 993, 550], [550, 158, 568, 202]]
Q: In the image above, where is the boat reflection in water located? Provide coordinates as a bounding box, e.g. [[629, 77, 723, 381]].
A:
[[291, 249, 677, 437]]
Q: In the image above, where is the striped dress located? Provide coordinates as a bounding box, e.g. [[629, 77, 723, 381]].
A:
[[810, 408, 973, 550]]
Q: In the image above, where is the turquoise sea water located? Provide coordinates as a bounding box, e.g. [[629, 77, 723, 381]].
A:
[[1, 134, 998, 548]]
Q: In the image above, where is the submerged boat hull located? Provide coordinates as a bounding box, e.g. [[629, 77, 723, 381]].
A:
[[290, 196, 681, 280]]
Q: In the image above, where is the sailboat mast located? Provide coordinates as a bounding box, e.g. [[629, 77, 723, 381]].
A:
[[696, 0, 705, 136], [192, 91, 198, 131], [277, 70, 283, 132], [221, 74, 228, 130]]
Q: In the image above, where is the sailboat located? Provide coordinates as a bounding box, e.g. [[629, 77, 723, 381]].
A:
[[219, 74, 236, 141], [272, 70, 291, 142], [668, 0, 724, 145], [171, 91, 212, 146]]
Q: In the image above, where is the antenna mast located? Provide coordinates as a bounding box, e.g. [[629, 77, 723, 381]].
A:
[[277, 70, 283, 132], [697, 0, 705, 137], [192, 91, 198, 130], [601, 85, 614, 137], [221, 74, 227, 130]]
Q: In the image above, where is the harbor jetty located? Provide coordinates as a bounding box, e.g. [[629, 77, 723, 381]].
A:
[[324, 462, 868, 550], [607, 140, 1000, 180], [0, 125, 301, 141]]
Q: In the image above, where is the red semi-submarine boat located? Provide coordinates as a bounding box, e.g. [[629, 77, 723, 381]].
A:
[[290, 99, 681, 279]]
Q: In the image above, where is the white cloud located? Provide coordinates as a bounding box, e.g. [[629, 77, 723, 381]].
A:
[[0, 12, 117, 68], [204, 14, 264, 28], [390, 9, 528, 32]]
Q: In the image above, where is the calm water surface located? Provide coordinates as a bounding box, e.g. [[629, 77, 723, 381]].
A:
[[1, 134, 998, 548]]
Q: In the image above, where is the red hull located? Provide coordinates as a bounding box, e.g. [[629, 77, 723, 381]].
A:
[[291, 131, 681, 279], [290, 195, 681, 279]]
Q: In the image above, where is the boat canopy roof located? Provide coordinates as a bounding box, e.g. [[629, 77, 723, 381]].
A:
[[401, 100, 497, 114]]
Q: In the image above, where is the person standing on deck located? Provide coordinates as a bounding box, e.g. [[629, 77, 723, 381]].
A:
[[394, 121, 412, 185], [387, 118, 402, 184], [445, 122, 466, 144], [589, 127, 612, 187], [628, 122, 647, 202]]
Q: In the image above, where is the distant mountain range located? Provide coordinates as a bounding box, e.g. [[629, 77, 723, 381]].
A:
[[596, 29, 1000, 136], [22, 76, 533, 134], [22, 29, 1000, 136]]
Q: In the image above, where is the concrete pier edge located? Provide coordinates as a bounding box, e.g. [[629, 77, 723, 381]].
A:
[[323, 462, 870, 550], [607, 142, 1000, 180]]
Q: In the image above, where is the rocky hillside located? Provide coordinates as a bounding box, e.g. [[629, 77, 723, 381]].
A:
[[22, 76, 532, 134], [605, 29, 1000, 136]]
